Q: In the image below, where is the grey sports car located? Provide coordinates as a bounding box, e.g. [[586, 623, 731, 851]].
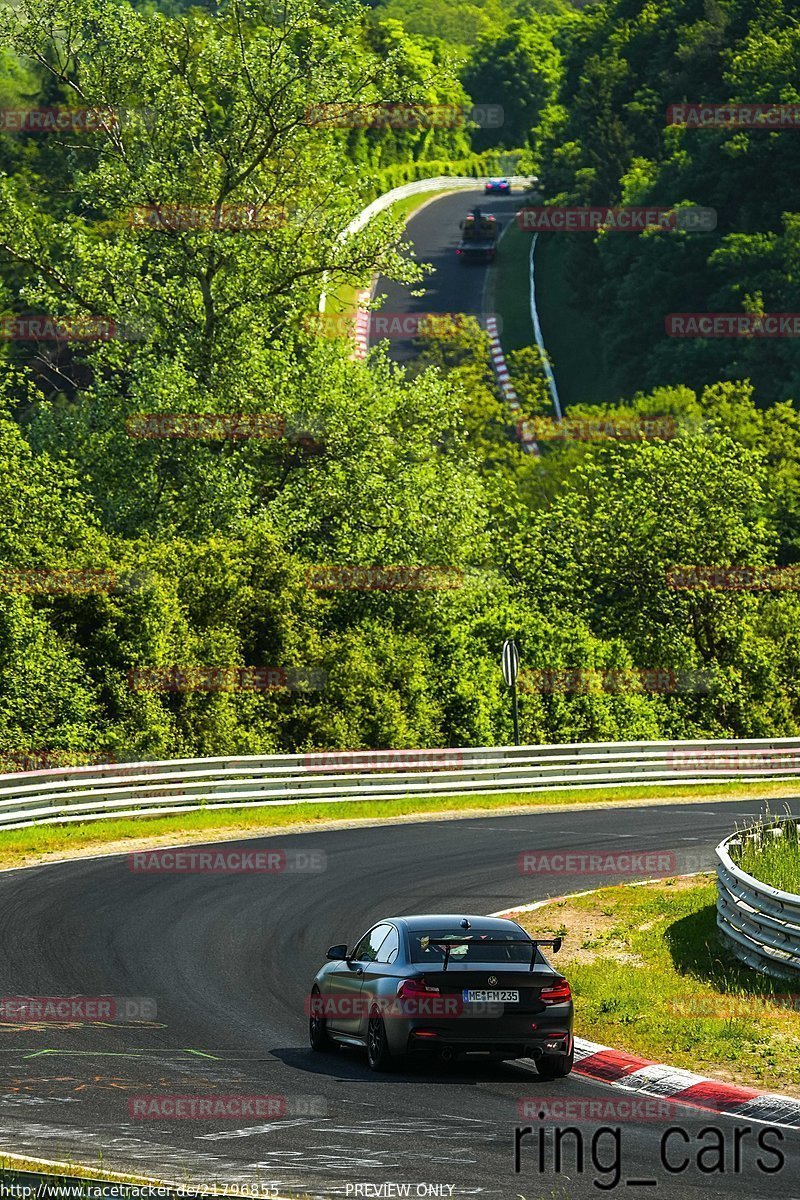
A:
[[308, 913, 573, 1073]]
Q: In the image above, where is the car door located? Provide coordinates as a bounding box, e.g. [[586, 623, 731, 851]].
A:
[[356, 924, 401, 1037], [329, 923, 392, 1037]]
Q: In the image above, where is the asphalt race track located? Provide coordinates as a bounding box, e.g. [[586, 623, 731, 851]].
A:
[[1, 799, 799, 1198], [370, 188, 520, 363]]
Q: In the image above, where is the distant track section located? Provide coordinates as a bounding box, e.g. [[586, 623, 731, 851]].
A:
[[370, 188, 519, 363]]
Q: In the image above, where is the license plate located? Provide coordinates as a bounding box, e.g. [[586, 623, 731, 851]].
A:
[[462, 989, 519, 1003]]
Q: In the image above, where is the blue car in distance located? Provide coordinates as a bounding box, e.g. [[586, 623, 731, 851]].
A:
[[485, 177, 511, 194]]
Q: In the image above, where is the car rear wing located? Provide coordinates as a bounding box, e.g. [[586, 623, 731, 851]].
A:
[[423, 935, 563, 972]]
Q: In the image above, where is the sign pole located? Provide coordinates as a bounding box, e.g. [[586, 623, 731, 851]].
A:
[[501, 639, 521, 747]]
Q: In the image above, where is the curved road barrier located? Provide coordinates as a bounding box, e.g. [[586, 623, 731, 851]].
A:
[[342, 174, 534, 239], [529, 231, 562, 420], [0, 737, 799, 830], [716, 819, 800, 977]]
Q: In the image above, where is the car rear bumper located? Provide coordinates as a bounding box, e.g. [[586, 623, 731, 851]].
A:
[[406, 1031, 573, 1059], [384, 1007, 574, 1057]]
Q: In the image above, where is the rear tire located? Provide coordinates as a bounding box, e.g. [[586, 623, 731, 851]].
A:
[[309, 987, 336, 1053], [537, 1047, 574, 1079], [366, 1012, 395, 1072]]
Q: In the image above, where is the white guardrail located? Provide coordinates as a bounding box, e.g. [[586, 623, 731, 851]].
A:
[[0, 737, 799, 832], [529, 232, 562, 421], [344, 174, 535, 237], [716, 820, 800, 978]]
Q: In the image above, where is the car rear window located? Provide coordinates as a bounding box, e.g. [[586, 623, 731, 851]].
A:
[[409, 929, 534, 963]]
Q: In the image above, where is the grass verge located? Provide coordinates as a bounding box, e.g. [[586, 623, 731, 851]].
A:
[[491, 221, 618, 407], [516, 875, 800, 1095], [730, 809, 800, 893], [385, 186, 459, 225], [491, 218, 533, 350], [0, 1154, 184, 1190], [1, 779, 798, 873], [533, 233, 617, 408]]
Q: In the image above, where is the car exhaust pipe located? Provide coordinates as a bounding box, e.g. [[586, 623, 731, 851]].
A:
[[440, 1048, 453, 1062], [530, 1047, 542, 1061]]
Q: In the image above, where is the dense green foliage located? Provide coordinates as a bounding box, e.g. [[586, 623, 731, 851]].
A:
[[534, 0, 800, 406], [372, 0, 572, 52], [0, 0, 799, 763], [462, 17, 566, 150]]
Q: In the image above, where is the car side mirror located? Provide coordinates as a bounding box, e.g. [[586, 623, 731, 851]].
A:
[[326, 944, 348, 960]]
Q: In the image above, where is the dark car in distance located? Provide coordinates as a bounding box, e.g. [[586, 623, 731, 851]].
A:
[[308, 913, 574, 1073]]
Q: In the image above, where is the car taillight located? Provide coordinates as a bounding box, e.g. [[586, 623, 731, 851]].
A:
[[540, 979, 571, 1005], [397, 978, 440, 998]]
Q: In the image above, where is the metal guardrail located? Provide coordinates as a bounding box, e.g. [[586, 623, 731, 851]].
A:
[[716, 820, 800, 977], [529, 231, 562, 420], [0, 737, 798, 831], [343, 174, 536, 238]]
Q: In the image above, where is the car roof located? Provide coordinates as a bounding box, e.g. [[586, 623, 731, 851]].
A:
[[387, 914, 528, 934]]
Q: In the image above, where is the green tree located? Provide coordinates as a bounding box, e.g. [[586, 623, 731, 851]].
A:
[[462, 18, 564, 150]]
